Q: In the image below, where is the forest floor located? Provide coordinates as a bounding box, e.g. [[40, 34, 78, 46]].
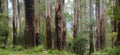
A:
[[0, 45, 75, 55]]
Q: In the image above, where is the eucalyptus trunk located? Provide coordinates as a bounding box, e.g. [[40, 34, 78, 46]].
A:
[[12, 0, 18, 47], [54, 0, 65, 50], [45, 0, 52, 49], [89, 0, 94, 54], [115, 0, 120, 46], [24, 0, 36, 49]]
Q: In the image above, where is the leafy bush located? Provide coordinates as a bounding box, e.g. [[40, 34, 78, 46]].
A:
[[17, 31, 24, 45], [105, 46, 120, 55], [73, 36, 88, 55], [26, 45, 44, 53], [93, 46, 120, 55]]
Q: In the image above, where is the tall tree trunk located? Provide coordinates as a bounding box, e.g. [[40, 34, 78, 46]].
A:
[[99, 0, 106, 49], [95, 0, 101, 51], [116, 22, 120, 46], [54, 0, 64, 50], [12, 0, 18, 47], [111, 19, 117, 47], [111, 0, 118, 47], [35, 0, 40, 46], [4, 0, 9, 48], [115, 0, 120, 46], [62, 20, 66, 49], [17, 0, 21, 30], [89, 0, 94, 54], [45, 0, 52, 49], [24, 0, 36, 49], [61, 0, 66, 50], [73, 0, 80, 39], [0, 0, 2, 13]]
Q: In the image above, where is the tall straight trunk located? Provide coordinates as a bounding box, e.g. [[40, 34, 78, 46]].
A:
[[61, 0, 66, 50], [115, 0, 120, 46], [12, 0, 18, 47], [116, 22, 120, 46], [73, 0, 80, 39], [89, 0, 94, 54], [17, 0, 21, 30], [45, 0, 52, 49], [35, 0, 40, 46], [54, 0, 64, 50], [0, 0, 2, 13], [4, 0, 9, 48], [111, 0, 117, 47], [99, 0, 106, 49], [24, 0, 36, 49], [62, 20, 66, 49], [111, 19, 117, 47], [95, 0, 101, 51]]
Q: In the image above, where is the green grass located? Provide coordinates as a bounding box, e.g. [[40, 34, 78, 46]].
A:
[[0, 45, 75, 55]]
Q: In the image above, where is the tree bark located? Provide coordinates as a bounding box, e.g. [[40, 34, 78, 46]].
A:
[[114, 0, 120, 46], [35, 0, 40, 46], [24, 0, 36, 49], [73, 0, 80, 39], [89, 0, 94, 54], [95, 0, 101, 51], [12, 0, 18, 47], [62, 20, 66, 49], [99, 0, 106, 49], [17, 0, 21, 30], [4, 0, 9, 48], [0, 0, 2, 13], [54, 0, 65, 50], [45, 0, 52, 49]]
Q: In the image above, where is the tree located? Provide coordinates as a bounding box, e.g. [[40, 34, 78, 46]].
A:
[[73, 0, 80, 39], [89, 0, 94, 54], [24, 0, 36, 49], [17, 0, 21, 30], [115, 0, 120, 46], [95, 0, 100, 51], [4, 0, 9, 48], [99, 0, 106, 49], [62, 20, 66, 49], [0, 0, 9, 48], [35, 0, 41, 46], [0, 0, 2, 13], [45, 0, 52, 49], [12, 0, 18, 47], [111, 0, 117, 47], [54, 0, 65, 50], [96, 0, 106, 50]]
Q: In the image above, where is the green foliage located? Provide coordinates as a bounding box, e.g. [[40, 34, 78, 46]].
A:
[[0, 45, 74, 55], [93, 46, 120, 55], [107, 1, 120, 21], [73, 33, 88, 55], [26, 45, 44, 53], [18, 31, 24, 45], [0, 49, 9, 55], [64, 12, 72, 22], [113, 6, 120, 21], [105, 46, 120, 55], [0, 14, 10, 46], [47, 49, 75, 55]]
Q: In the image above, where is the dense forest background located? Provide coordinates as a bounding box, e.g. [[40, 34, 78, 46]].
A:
[[0, 0, 120, 55]]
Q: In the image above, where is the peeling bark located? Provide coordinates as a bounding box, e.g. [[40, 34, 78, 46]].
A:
[[45, 0, 52, 49], [54, 0, 65, 50]]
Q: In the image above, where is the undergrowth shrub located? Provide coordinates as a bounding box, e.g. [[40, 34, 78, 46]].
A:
[[73, 36, 88, 55]]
